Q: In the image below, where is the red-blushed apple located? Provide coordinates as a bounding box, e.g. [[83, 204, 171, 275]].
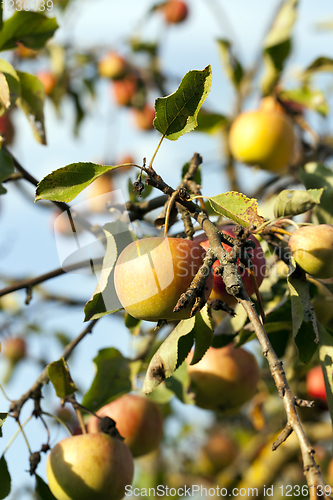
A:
[[194, 225, 266, 306], [2, 337, 26, 363], [200, 431, 238, 474], [0, 113, 14, 145], [114, 237, 214, 322], [132, 104, 156, 130], [87, 393, 163, 457], [289, 224, 333, 279], [229, 96, 295, 172], [36, 71, 57, 96], [46, 433, 134, 500], [98, 52, 127, 79], [163, 0, 189, 24], [187, 345, 260, 410], [111, 76, 138, 106], [306, 365, 327, 401]]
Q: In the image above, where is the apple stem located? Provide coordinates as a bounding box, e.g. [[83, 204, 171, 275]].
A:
[[148, 134, 165, 169], [164, 190, 179, 237]]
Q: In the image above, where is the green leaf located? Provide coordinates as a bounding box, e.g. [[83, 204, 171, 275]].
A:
[[164, 361, 194, 405], [47, 358, 78, 398], [195, 109, 229, 134], [279, 87, 328, 116], [124, 313, 141, 336], [288, 275, 318, 362], [84, 221, 135, 321], [82, 348, 131, 411], [143, 317, 196, 394], [318, 324, 333, 431], [0, 184, 6, 195], [190, 305, 214, 365], [0, 455, 11, 499], [16, 71, 46, 144], [0, 11, 58, 51], [154, 65, 212, 140], [0, 413, 8, 438], [303, 57, 333, 76], [0, 59, 20, 112], [207, 191, 265, 228], [217, 39, 243, 89], [299, 163, 333, 224], [35, 163, 119, 203], [261, 0, 298, 95], [273, 188, 323, 217], [0, 149, 14, 183], [35, 474, 57, 500], [0, 4, 3, 32]]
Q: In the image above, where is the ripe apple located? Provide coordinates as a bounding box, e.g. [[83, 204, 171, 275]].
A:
[[2, 337, 26, 363], [112, 76, 137, 106], [288, 224, 333, 279], [200, 431, 238, 474], [0, 113, 14, 145], [228, 96, 295, 172], [114, 237, 214, 322], [132, 104, 156, 130], [194, 225, 266, 306], [98, 52, 127, 79], [36, 71, 57, 96], [46, 433, 134, 500], [15, 42, 38, 58], [187, 345, 260, 410], [306, 365, 326, 401], [163, 0, 189, 24], [87, 393, 163, 457], [85, 173, 114, 212]]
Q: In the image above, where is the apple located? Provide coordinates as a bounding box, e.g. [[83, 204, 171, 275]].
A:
[[87, 393, 163, 457], [187, 345, 260, 410], [15, 42, 38, 58], [163, 0, 189, 24], [46, 433, 134, 500], [85, 173, 114, 212], [53, 211, 84, 236], [200, 431, 238, 474], [0, 113, 14, 145], [194, 225, 266, 306], [306, 365, 326, 401], [114, 237, 214, 322], [132, 104, 156, 130], [112, 76, 137, 106], [288, 224, 333, 279], [98, 52, 127, 79], [228, 96, 295, 172], [36, 71, 57, 96], [2, 337, 26, 363]]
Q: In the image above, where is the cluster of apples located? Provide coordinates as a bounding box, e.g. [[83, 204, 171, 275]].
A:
[[98, 0, 188, 130], [114, 226, 266, 322], [46, 343, 259, 500]]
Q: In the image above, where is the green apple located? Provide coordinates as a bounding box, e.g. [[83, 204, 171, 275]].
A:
[[289, 224, 333, 279], [46, 433, 134, 500]]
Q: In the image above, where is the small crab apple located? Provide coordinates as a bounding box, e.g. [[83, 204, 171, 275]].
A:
[[87, 393, 163, 457], [36, 71, 57, 96], [163, 0, 189, 24], [2, 337, 26, 364], [288, 224, 333, 279], [187, 345, 260, 410], [229, 96, 295, 172], [98, 52, 127, 79], [114, 237, 214, 322], [200, 431, 238, 474], [112, 76, 137, 106], [132, 104, 156, 130], [0, 113, 14, 145], [46, 432, 134, 500], [306, 365, 327, 401], [194, 225, 266, 306]]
